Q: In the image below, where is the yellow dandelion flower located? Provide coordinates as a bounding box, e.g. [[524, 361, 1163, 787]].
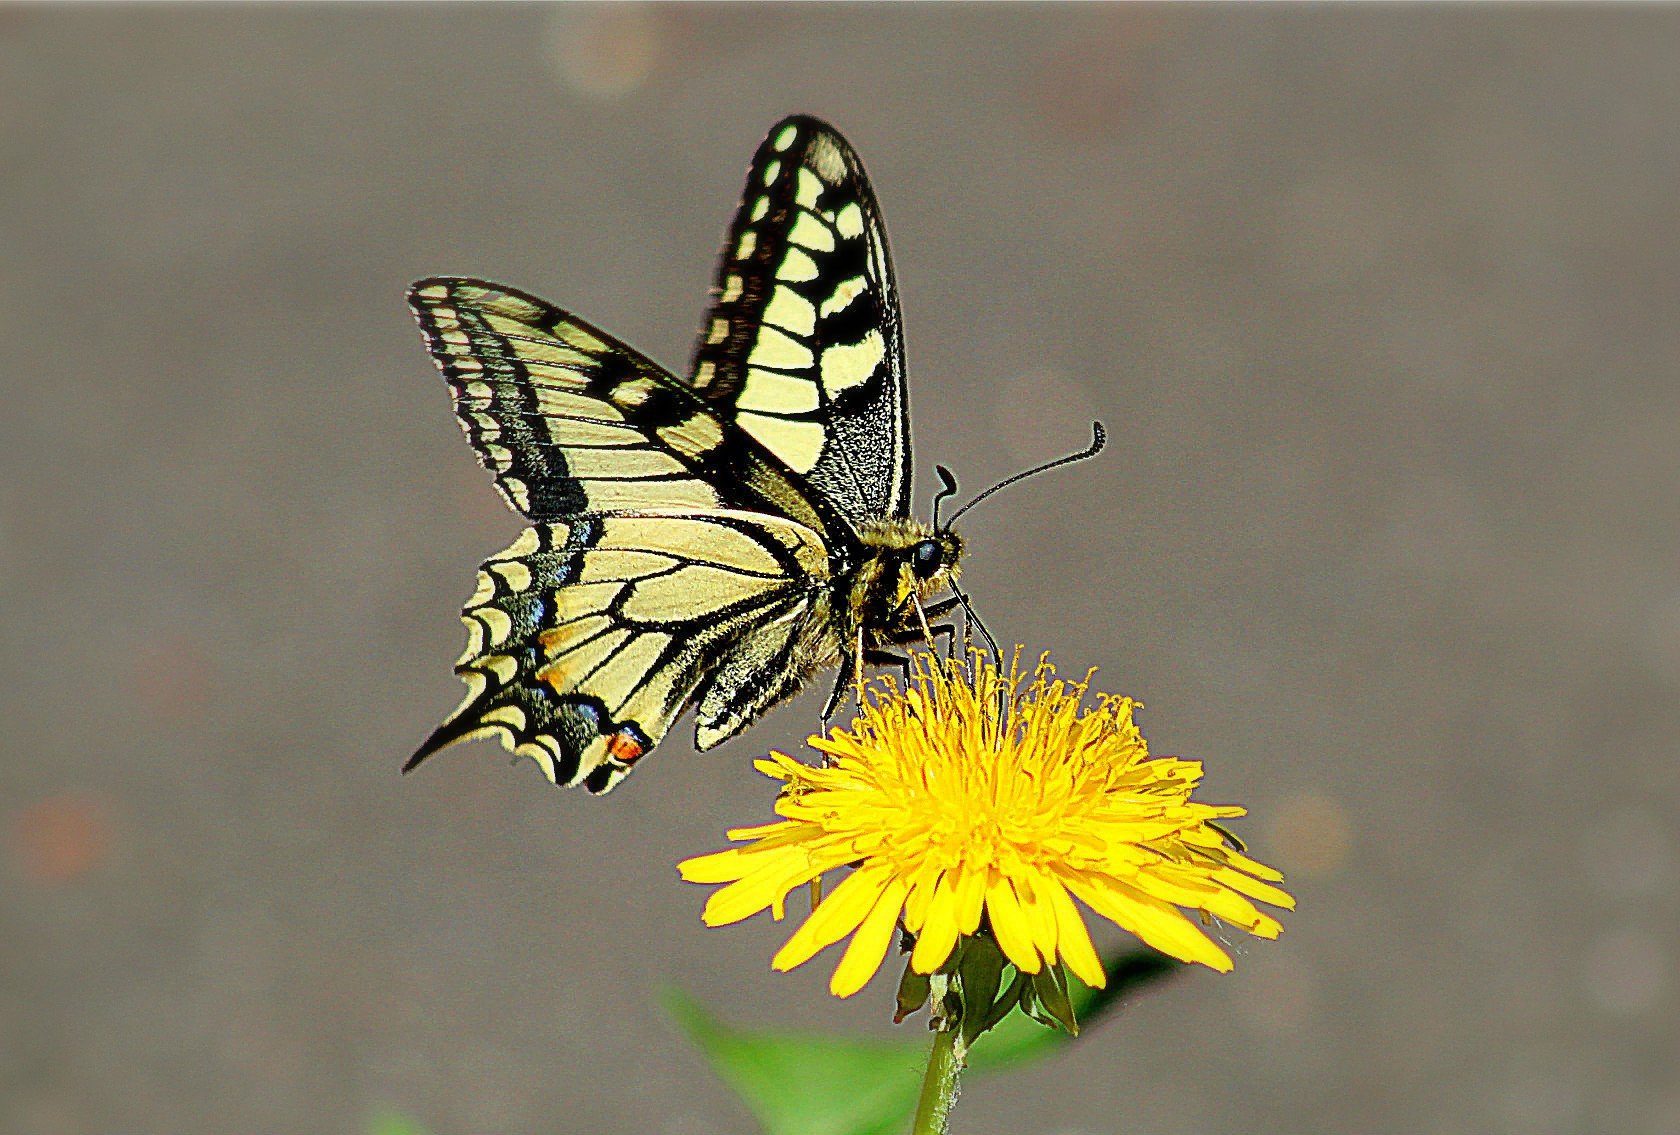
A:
[[679, 652, 1295, 999]]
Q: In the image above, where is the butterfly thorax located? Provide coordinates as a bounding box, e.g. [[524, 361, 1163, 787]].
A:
[[840, 517, 964, 645]]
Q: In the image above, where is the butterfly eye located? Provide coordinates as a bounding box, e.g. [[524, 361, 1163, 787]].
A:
[[910, 539, 943, 578]]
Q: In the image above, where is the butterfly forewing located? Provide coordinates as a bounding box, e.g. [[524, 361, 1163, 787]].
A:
[[412, 278, 856, 543], [689, 115, 911, 529]]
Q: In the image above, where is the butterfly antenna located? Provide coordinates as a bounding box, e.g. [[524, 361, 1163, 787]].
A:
[[946, 421, 1107, 526], [931, 465, 960, 529]]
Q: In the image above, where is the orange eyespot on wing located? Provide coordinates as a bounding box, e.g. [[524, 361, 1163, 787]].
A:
[[606, 731, 646, 765]]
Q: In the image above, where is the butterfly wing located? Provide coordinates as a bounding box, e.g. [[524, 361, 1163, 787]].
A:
[[409, 277, 862, 790], [410, 511, 832, 794], [410, 277, 848, 543], [689, 115, 911, 527]]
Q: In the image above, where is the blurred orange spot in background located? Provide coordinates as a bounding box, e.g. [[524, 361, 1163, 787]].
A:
[[1267, 792, 1352, 879], [547, 5, 665, 101], [1030, 11, 1179, 138], [10, 795, 114, 885]]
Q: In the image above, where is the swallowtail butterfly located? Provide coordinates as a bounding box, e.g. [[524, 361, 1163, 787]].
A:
[[407, 116, 965, 793]]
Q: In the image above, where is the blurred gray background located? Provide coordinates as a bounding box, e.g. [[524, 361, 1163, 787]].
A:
[[4, 5, 1677, 1134]]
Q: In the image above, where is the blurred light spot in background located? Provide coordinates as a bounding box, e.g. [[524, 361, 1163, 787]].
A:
[[1638, 592, 1680, 690], [1232, 950, 1315, 1036], [988, 367, 1100, 470], [1583, 927, 1669, 1017], [130, 636, 211, 722], [10, 794, 113, 885], [1029, 12, 1177, 138], [1579, 805, 1673, 898], [1266, 792, 1351, 879], [547, 4, 664, 100]]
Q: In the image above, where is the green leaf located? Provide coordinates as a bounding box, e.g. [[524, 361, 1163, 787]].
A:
[[367, 1109, 431, 1135], [662, 986, 926, 1135], [664, 948, 1182, 1135]]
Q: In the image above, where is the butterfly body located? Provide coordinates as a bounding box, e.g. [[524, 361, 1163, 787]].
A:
[[408, 116, 958, 793]]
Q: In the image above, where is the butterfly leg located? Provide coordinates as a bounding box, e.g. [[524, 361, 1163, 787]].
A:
[[816, 629, 869, 761], [853, 626, 867, 707], [820, 665, 849, 727], [911, 595, 935, 644], [928, 622, 957, 663], [863, 648, 912, 685], [918, 595, 962, 664], [889, 596, 960, 652]]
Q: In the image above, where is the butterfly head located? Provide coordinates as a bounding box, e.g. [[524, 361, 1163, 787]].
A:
[[855, 518, 964, 624], [907, 527, 965, 593]]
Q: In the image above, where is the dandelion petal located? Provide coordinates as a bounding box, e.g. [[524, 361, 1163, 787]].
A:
[[910, 872, 962, 974], [983, 871, 1042, 974], [830, 877, 910, 998], [1068, 874, 1232, 971], [773, 863, 893, 971], [1044, 871, 1105, 988]]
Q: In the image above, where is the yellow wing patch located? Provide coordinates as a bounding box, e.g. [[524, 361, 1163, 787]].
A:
[[411, 279, 737, 521]]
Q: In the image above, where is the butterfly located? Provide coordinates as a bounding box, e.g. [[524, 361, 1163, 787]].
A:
[[405, 115, 967, 794]]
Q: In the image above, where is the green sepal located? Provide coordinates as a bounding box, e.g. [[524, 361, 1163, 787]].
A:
[[975, 969, 1030, 1037], [953, 935, 1006, 1051], [894, 962, 932, 1024], [1029, 963, 1079, 1036]]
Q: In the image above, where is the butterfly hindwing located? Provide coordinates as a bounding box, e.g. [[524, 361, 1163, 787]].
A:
[[689, 115, 911, 529], [410, 510, 832, 794]]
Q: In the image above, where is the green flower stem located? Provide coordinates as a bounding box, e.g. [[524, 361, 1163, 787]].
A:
[[908, 1024, 960, 1135]]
